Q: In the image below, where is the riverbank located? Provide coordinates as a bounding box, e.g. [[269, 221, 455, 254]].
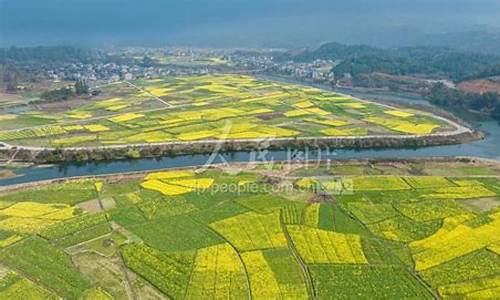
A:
[[1, 156, 498, 192], [0, 128, 484, 164]]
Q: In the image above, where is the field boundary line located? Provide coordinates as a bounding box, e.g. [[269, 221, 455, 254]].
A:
[[96, 186, 138, 300], [124, 81, 173, 108], [187, 215, 253, 300], [281, 221, 316, 299], [335, 203, 440, 299]]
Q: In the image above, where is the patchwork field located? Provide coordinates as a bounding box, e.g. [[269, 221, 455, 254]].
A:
[[0, 74, 458, 148], [0, 158, 499, 299]]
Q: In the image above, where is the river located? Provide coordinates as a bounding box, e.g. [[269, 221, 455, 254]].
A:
[[1, 86, 499, 186]]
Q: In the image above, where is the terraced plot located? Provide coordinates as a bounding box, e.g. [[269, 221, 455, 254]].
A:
[[0, 159, 498, 299], [0, 74, 456, 148]]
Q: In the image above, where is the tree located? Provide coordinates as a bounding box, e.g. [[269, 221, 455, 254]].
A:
[[3, 64, 20, 92], [40, 87, 74, 101], [74, 79, 89, 95]]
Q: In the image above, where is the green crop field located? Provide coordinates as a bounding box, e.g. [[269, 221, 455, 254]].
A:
[[0, 74, 456, 148], [0, 159, 499, 299]]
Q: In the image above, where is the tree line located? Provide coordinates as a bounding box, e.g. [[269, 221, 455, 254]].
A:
[[426, 83, 500, 121], [39, 80, 89, 102]]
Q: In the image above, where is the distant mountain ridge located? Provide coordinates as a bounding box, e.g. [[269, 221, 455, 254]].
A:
[[0, 46, 99, 64]]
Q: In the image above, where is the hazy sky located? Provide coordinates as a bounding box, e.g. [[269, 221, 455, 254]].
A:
[[1, 0, 500, 48]]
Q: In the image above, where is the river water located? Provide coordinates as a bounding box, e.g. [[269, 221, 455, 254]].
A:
[[1, 87, 499, 186]]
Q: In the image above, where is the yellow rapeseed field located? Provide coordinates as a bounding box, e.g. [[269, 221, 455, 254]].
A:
[[0, 217, 58, 234], [145, 170, 195, 180], [351, 176, 411, 191], [141, 179, 194, 196], [67, 111, 92, 119], [303, 203, 320, 228], [395, 123, 439, 135], [39, 207, 76, 220], [284, 109, 311, 117], [210, 211, 287, 251], [293, 100, 314, 108], [240, 251, 282, 299], [305, 118, 349, 127], [159, 117, 185, 125], [0, 202, 63, 218], [321, 128, 359, 136], [125, 131, 173, 143], [254, 126, 299, 138], [177, 130, 216, 141], [307, 107, 330, 116], [186, 243, 247, 299], [109, 113, 144, 123], [287, 225, 368, 264], [410, 218, 500, 271], [142, 87, 172, 97], [167, 178, 214, 189], [338, 102, 366, 109], [95, 181, 103, 193], [0, 277, 51, 299], [364, 116, 439, 135], [295, 178, 319, 190], [95, 98, 124, 108], [106, 104, 129, 112], [385, 110, 415, 118], [63, 125, 85, 132], [84, 124, 110, 132], [223, 132, 270, 139], [420, 185, 496, 200], [488, 241, 500, 255]]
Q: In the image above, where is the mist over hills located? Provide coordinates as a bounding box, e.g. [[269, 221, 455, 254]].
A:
[[1, 0, 500, 53]]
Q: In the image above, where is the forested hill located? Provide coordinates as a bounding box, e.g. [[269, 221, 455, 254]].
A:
[[427, 83, 500, 122], [291, 43, 386, 61], [287, 43, 500, 82]]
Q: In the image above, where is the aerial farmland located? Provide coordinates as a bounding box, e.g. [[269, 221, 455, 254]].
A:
[[0, 74, 459, 149], [0, 159, 499, 299]]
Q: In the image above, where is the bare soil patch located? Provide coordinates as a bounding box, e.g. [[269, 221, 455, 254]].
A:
[[0, 92, 24, 105], [309, 192, 334, 203], [77, 199, 103, 213], [459, 197, 500, 212], [457, 78, 500, 94], [257, 112, 284, 120], [0, 169, 16, 179], [37, 98, 92, 113]]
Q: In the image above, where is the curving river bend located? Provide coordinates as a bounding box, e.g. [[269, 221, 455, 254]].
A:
[[1, 89, 499, 186]]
